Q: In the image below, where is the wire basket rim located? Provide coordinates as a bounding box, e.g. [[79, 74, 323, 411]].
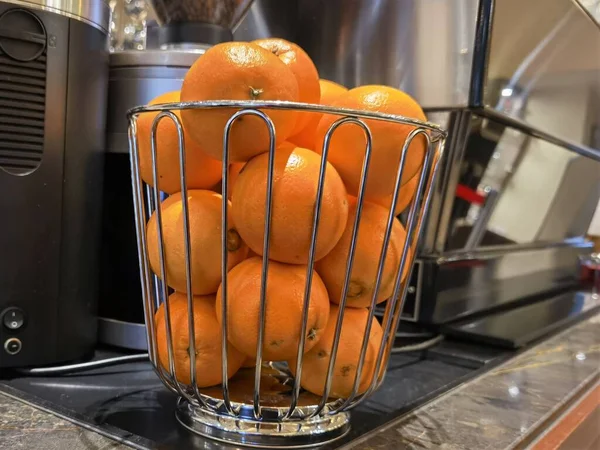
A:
[[127, 100, 447, 139]]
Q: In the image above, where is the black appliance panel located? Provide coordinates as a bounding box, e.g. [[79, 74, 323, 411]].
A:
[[444, 291, 600, 348], [0, 4, 108, 367], [0, 5, 68, 367]]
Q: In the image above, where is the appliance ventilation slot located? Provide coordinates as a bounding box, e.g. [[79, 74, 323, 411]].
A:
[[0, 48, 46, 175]]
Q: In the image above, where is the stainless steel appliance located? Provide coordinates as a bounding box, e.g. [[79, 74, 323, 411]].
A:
[[99, 50, 201, 350], [99, 0, 295, 350], [293, 0, 600, 324], [103, 0, 599, 348], [148, 0, 254, 49], [0, 0, 109, 367]]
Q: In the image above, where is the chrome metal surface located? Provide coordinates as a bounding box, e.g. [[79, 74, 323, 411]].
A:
[[176, 397, 350, 448], [128, 100, 445, 446], [4, 0, 110, 33], [423, 111, 473, 254], [109, 49, 204, 68], [129, 101, 446, 135], [107, 50, 200, 154], [414, 240, 592, 324], [468, 0, 494, 107], [578, 0, 600, 23], [287, 0, 600, 320], [484, 0, 600, 153], [357, 130, 442, 406], [101, 51, 198, 353], [436, 113, 600, 253], [294, 0, 599, 156], [312, 118, 373, 415], [149, 0, 254, 30], [476, 108, 600, 162], [295, 0, 478, 109], [233, 0, 298, 41], [464, 189, 499, 250], [97, 317, 147, 351]]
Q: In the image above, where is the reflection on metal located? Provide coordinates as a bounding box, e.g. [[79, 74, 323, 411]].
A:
[[494, 11, 573, 113], [427, 111, 474, 254], [295, 0, 599, 157], [234, 0, 298, 41], [149, 0, 254, 30], [296, 0, 478, 108], [440, 119, 600, 252], [128, 100, 445, 446], [411, 240, 592, 324], [485, 0, 600, 154], [3, 0, 110, 32], [98, 317, 148, 351], [577, 0, 600, 24], [464, 189, 500, 250], [292, 0, 600, 324]]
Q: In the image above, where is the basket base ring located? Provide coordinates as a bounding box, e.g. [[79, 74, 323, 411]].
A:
[[175, 397, 351, 448]]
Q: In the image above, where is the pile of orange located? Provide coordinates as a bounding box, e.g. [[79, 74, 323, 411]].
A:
[[138, 38, 426, 397]]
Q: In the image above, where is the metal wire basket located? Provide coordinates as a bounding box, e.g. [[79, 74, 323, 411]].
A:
[[127, 100, 446, 448]]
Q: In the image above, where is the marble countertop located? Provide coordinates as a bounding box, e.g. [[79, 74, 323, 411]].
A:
[[0, 391, 129, 450], [343, 313, 600, 450], [1, 312, 598, 450]]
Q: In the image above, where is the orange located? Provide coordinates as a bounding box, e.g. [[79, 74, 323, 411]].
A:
[[231, 144, 348, 264], [201, 364, 299, 405], [216, 257, 330, 361], [253, 38, 320, 135], [146, 190, 248, 294], [213, 162, 245, 199], [289, 305, 383, 398], [314, 85, 427, 199], [180, 42, 299, 162], [370, 170, 419, 216], [137, 91, 222, 194], [241, 356, 256, 369], [246, 248, 260, 260], [226, 162, 246, 199], [289, 79, 348, 149], [155, 292, 245, 387], [316, 198, 412, 308]]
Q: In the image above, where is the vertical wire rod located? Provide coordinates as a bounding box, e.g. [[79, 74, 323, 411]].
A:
[[284, 116, 349, 420], [128, 101, 448, 423], [150, 112, 196, 403], [168, 111, 212, 410], [219, 112, 232, 415], [145, 183, 161, 313], [252, 110, 276, 420], [353, 130, 436, 408], [375, 138, 446, 387], [146, 185, 179, 394], [128, 120, 154, 360], [310, 117, 373, 419], [130, 117, 177, 394], [332, 128, 426, 413], [337, 128, 431, 411], [128, 121, 159, 363], [219, 108, 277, 419]]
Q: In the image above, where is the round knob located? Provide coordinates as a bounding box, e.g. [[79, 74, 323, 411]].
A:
[[0, 9, 47, 62], [4, 337, 22, 355]]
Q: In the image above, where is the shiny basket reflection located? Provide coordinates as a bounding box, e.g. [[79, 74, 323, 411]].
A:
[[127, 100, 446, 448]]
